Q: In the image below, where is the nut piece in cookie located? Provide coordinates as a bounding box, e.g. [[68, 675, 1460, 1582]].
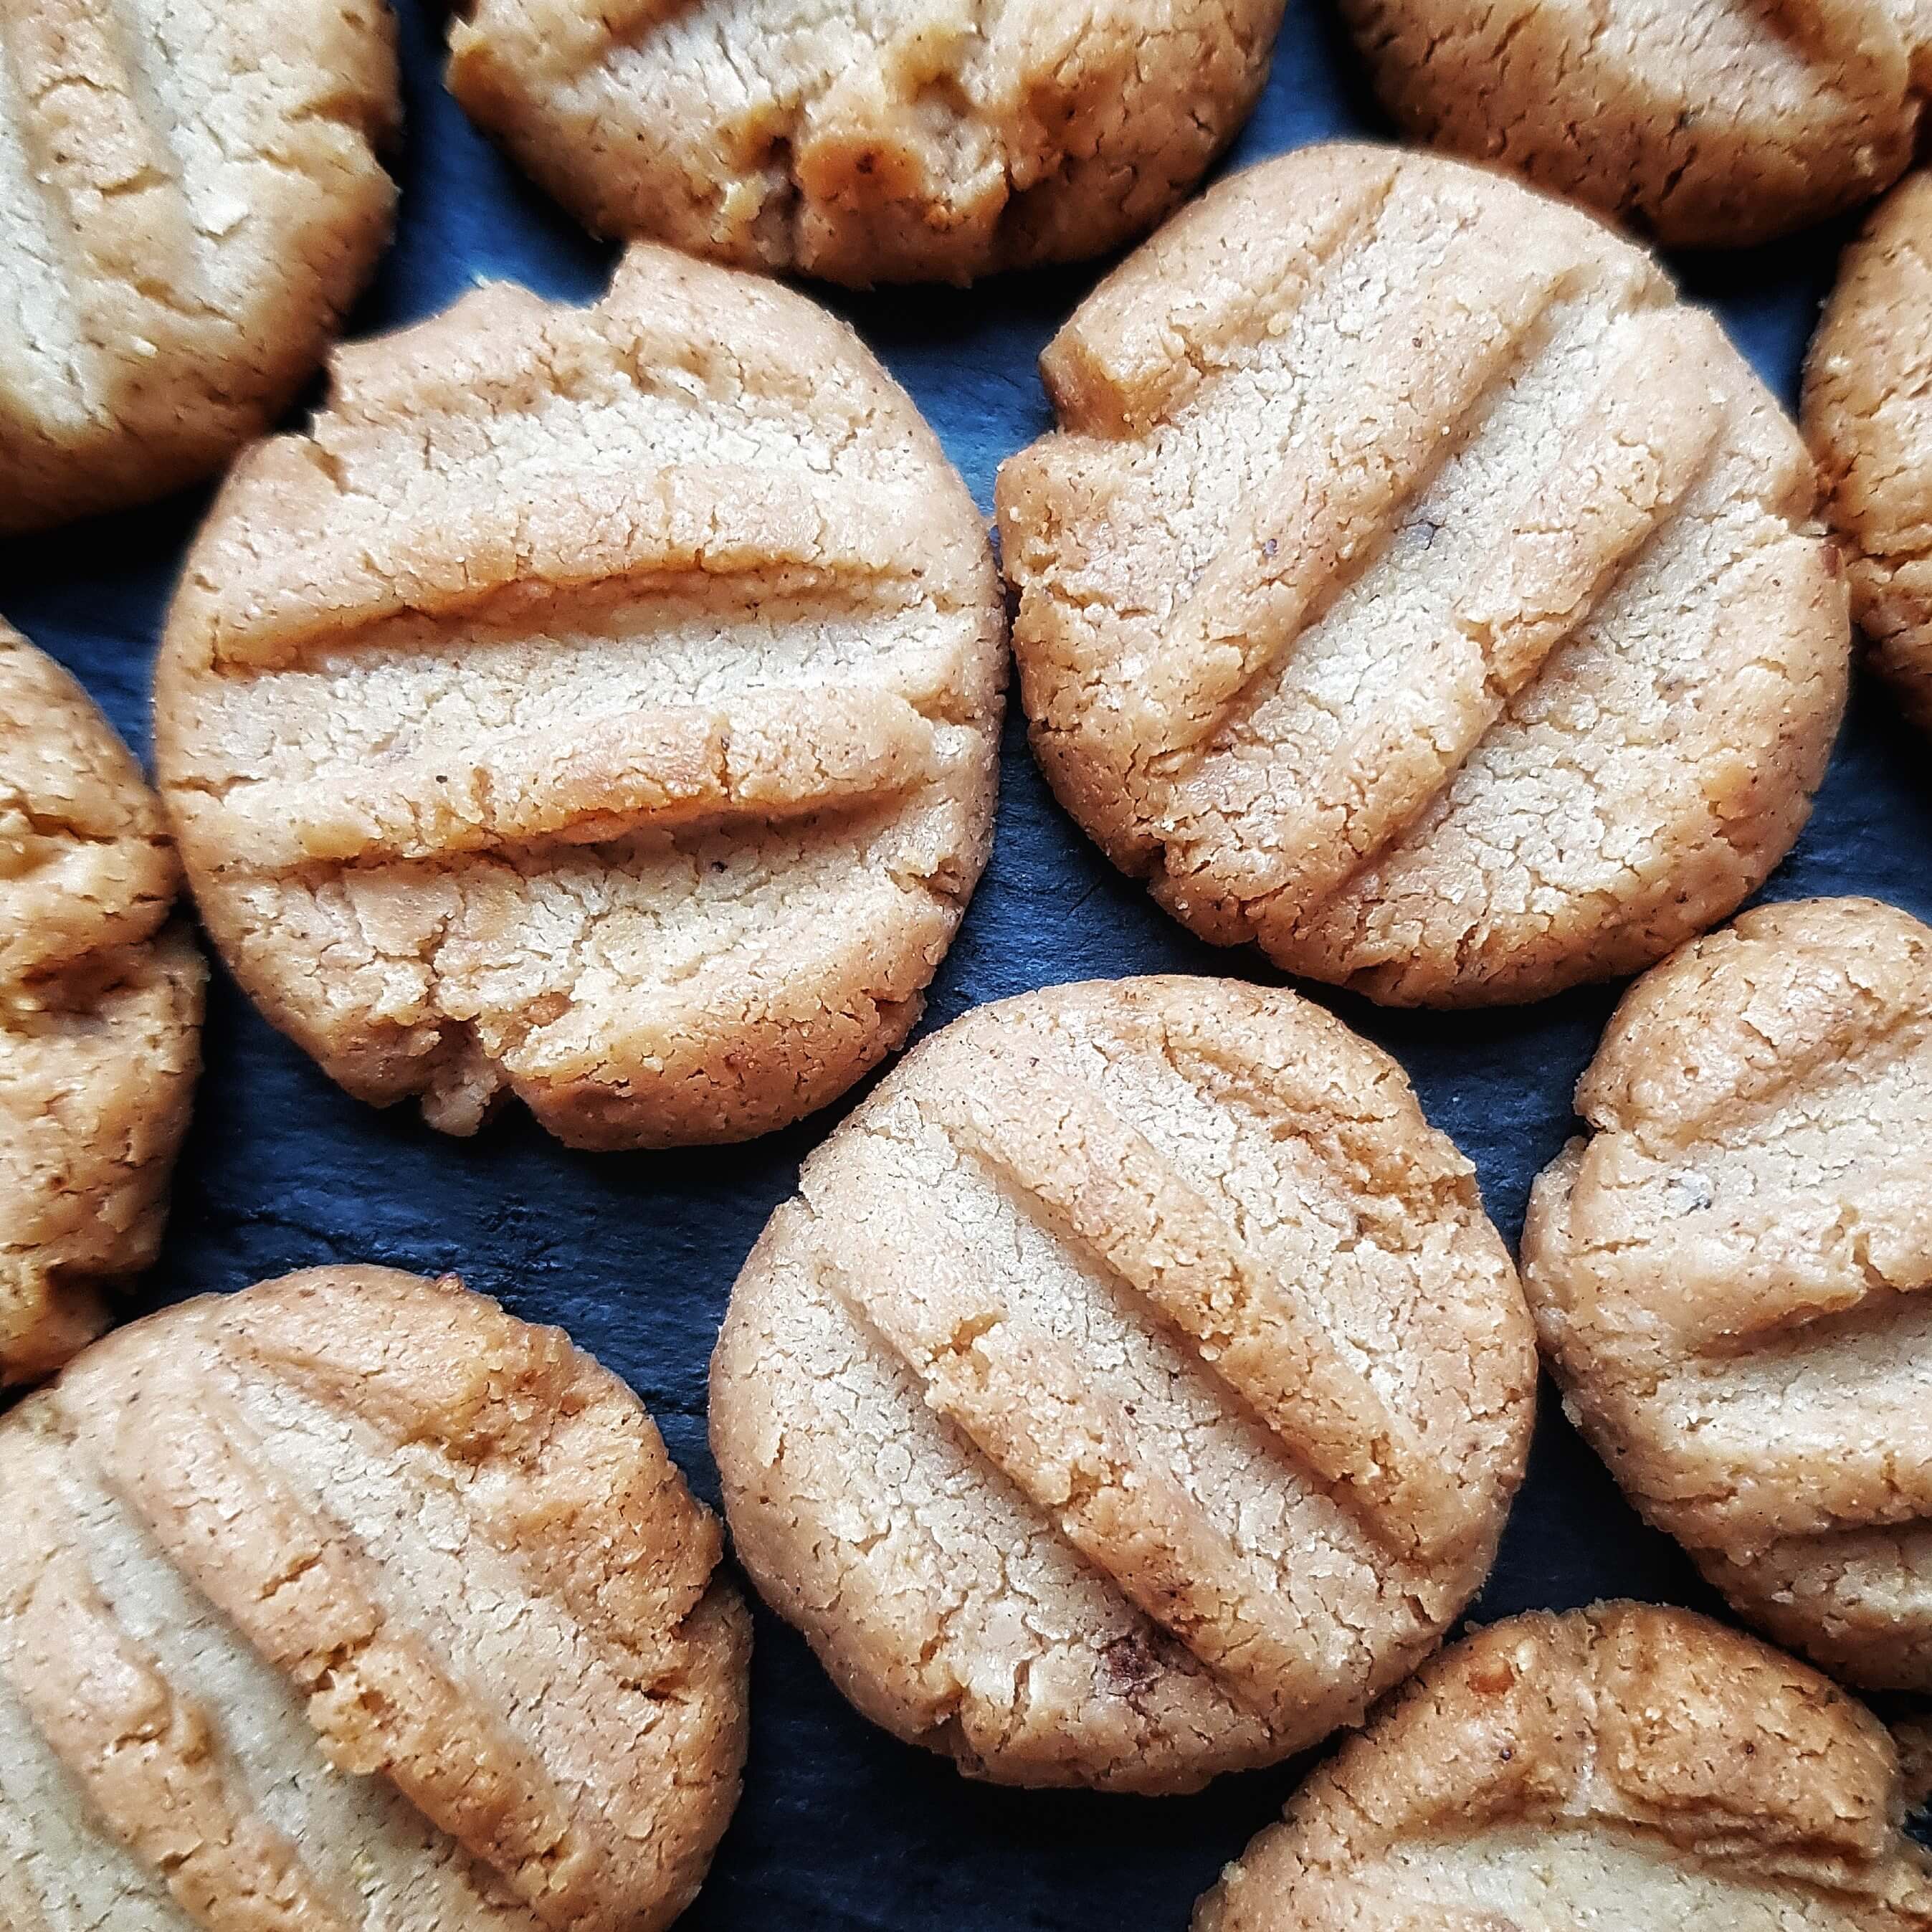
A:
[[1337, 0, 1928, 250], [711, 976, 1536, 1793], [0, 0, 399, 533], [154, 243, 1006, 1149], [997, 143, 1848, 1007], [1523, 897, 1932, 1693], [446, 0, 1288, 287], [1807, 171, 1932, 733], [0, 1265, 751, 1932], [1194, 1602, 1932, 1929], [0, 622, 203, 1387]]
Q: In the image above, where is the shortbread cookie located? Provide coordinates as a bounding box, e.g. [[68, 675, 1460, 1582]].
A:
[[711, 976, 1536, 1794], [0, 0, 398, 534], [1523, 898, 1932, 1693], [1807, 173, 1932, 733], [154, 244, 1005, 1150], [445, 0, 1287, 287], [1194, 1602, 1932, 1931], [998, 146, 1848, 1007], [0, 1266, 751, 1932], [0, 624, 203, 1388], [1337, 0, 1930, 251]]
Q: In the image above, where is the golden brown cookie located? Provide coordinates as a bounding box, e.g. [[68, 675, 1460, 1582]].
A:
[[1522, 898, 1932, 1694], [1194, 1602, 1932, 1931], [710, 976, 1536, 1794], [1337, 0, 1930, 251], [1807, 171, 1932, 733], [997, 144, 1848, 1008], [0, 0, 398, 534], [444, 0, 1287, 287], [0, 1265, 751, 1932], [154, 244, 1005, 1150], [0, 623, 203, 1389]]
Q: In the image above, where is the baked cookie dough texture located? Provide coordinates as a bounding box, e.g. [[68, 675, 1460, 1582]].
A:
[[0, 0, 398, 534], [446, 0, 1288, 288], [0, 1266, 751, 1932], [1338, 0, 1932, 250], [1807, 171, 1932, 732], [1524, 898, 1932, 1695], [155, 244, 1005, 1150], [998, 145, 1849, 1007], [0, 623, 202, 1389], [1196, 1603, 1932, 1931], [712, 976, 1536, 1794]]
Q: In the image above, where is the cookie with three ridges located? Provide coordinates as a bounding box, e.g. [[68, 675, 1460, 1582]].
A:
[[0, 1265, 751, 1932], [1522, 898, 1932, 1693], [0, 622, 203, 1389], [1336, 0, 1931, 251], [1194, 1602, 1932, 1931], [0, 0, 398, 534], [710, 976, 1536, 1794], [444, 0, 1288, 287], [1807, 172, 1932, 733], [153, 244, 1005, 1150], [996, 144, 1849, 1007]]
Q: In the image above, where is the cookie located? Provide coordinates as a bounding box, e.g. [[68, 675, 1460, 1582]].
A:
[[1194, 1602, 1932, 1931], [996, 145, 1848, 1008], [0, 623, 203, 1389], [444, 0, 1287, 287], [0, 1265, 751, 1932], [710, 976, 1536, 1794], [0, 0, 398, 535], [1522, 898, 1932, 1693], [153, 244, 1005, 1150], [1336, 0, 1929, 251], [1807, 172, 1932, 733]]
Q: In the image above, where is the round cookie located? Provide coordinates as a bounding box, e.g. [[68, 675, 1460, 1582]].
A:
[[0, 622, 203, 1389], [1522, 898, 1932, 1694], [444, 0, 1288, 287], [996, 145, 1848, 1008], [1807, 172, 1932, 733], [710, 976, 1536, 1794], [0, 1265, 751, 1932], [1336, 0, 1930, 252], [0, 0, 398, 534], [154, 243, 1006, 1150], [1194, 1602, 1932, 1931]]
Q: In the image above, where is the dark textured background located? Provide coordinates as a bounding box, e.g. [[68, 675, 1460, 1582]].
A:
[[4, 4, 1930, 1924]]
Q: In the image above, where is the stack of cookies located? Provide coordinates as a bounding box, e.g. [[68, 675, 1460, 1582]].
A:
[[4, 1, 1932, 1927]]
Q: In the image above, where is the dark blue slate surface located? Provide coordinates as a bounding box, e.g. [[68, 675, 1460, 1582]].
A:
[[4, 4, 1929, 1924]]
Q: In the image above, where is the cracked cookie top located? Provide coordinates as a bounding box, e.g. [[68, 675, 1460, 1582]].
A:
[[0, 622, 202, 1389], [0, 0, 398, 534], [444, 0, 1288, 287], [153, 244, 1006, 1150], [1194, 1602, 1932, 1931], [1336, 0, 1931, 250], [710, 976, 1536, 1793], [997, 144, 1849, 1008], [1523, 896, 1932, 1695], [1807, 171, 1932, 733], [0, 1265, 751, 1932]]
